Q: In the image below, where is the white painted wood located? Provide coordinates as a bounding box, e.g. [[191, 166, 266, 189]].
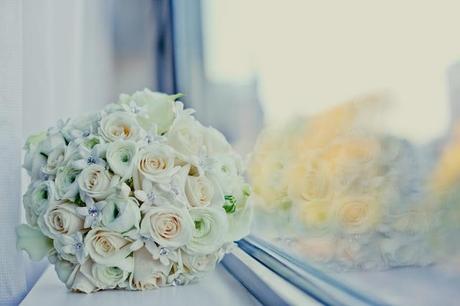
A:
[[20, 264, 259, 306]]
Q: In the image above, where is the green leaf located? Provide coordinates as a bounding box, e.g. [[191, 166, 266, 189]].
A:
[[16, 224, 53, 261]]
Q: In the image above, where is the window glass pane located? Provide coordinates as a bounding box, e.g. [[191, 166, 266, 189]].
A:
[[174, 1, 460, 304]]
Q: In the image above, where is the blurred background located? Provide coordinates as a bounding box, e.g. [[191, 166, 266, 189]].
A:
[[2, 0, 460, 305]]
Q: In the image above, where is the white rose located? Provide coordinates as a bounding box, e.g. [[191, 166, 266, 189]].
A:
[[24, 133, 66, 180], [185, 175, 215, 208], [23, 181, 56, 227], [129, 247, 170, 290], [225, 186, 253, 242], [84, 228, 134, 270], [182, 252, 219, 273], [61, 112, 101, 141], [140, 206, 193, 248], [100, 195, 141, 234], [54, 259, 78, 289], [23, 131, 47, 178], [207, 154, 243, 195], [167, 114, 204, 156], [78, 164, 117, 200], [41, 202, 84, 238], [55, 166, 80, 201], [38, 133, 67, 155], [41, 144, 66, 176], [100, 112, 142, 142], [72, 259, 132, 292], [203, 127, 232, 155], [91, 262, 130, 289], [186, 207, 228, 254], [106, 140, 137, 179], [118, 89, 178, 134], [133, 144, 179, 186]]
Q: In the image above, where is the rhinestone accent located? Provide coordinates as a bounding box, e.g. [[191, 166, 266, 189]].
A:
[[88, 207, 99, 217], [147, 192, 156, 202], [82, 130, 90, 137], [171, 187, 179, 196], [87, 156, 97, 165], [159, 247, 169, 256], [172, 275, 184, 286], [74, 242, 83, 250], [145, 135, 153, 144]]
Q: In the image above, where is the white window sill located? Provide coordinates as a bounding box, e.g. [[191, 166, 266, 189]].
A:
[[20, 264, 259, 306]]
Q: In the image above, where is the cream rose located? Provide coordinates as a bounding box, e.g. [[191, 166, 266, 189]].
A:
[[100, 112, 141, 142], [167, 114, 204, 156], [106, 140, 137, 179], [134, 144, 178, 185], [42, 202, 84, 238], [78, 164, 117, 200], [100, 195, 141, 234], [185, 175, 215, 208], [129, 247, 170, 290], [42, 144, 66, 175], [186, 207, 228, 254], [334, 196, 381, 234], [140, 206, 193, 248], [84, 228, 134, 270]]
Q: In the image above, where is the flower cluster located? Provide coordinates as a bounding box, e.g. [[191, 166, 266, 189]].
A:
[[249, 97, 438, 271], [17, 89, 252, 292]]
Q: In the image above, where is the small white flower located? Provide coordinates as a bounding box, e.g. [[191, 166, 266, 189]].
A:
[[72, 145, 106, 170], [76, 196, 106, 228], [54, 231, 88, 264], [144, 240, 179, 266]]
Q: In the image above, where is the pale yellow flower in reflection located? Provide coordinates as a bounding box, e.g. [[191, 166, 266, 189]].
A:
[[294, 200, 331, 229], [294, 236, 336, 263], [333, 195, 381, 234], [431, 123, 460, 193]]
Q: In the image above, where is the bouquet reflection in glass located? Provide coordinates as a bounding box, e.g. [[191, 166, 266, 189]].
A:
[[16, 89, 252, 293], [249, 94, 459, 271]]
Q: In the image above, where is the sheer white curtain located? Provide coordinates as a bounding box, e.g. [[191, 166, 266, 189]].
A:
[[0, 1, 27, 305], [1, 0, 115, 304]]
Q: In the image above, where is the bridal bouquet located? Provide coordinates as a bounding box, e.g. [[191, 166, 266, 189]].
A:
[[16, 89, 252, 292], [249, 96, 440, 271]]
